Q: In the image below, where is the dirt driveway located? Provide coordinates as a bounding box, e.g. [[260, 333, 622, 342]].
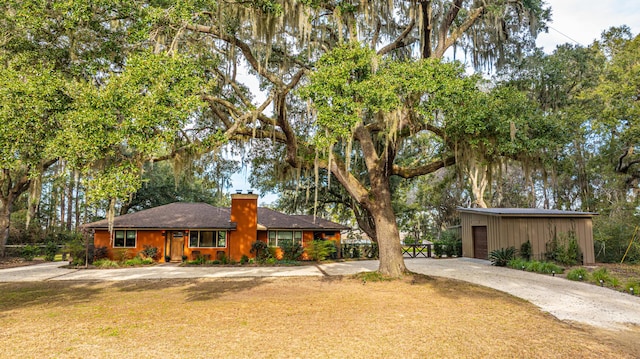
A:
[[1, 258, 639, 330]]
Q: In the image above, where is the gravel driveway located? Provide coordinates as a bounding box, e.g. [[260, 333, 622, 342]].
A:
[[1, 258, 639, 330]]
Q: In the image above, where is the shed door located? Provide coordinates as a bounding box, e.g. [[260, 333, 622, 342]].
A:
[[472, 226, 488, 260]]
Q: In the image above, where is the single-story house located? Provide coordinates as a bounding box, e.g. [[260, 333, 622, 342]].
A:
[[83, 193, 349, 262], [458, 208, 596, 264]]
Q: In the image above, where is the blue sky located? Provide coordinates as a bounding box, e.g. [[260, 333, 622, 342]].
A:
[[227, 1, 640, 203], [537, 0, 640, 51]]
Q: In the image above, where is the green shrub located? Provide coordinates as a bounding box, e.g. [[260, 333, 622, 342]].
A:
[[489, 247, 517, 266], [437, 230, 462, 257], [343, 244, 361, 259], [508, 258, 528, 270], [626, 280, 640, 295], [520, 240, 532, 261], [218, 252, 229, 264], [546, 230, 582, 266], [538, 262, 564, 274], [364, 243, 379, 259], [187, 256, 207, 265], [305, 240, 337, 261], [265, 257, 277, 265], [123, 257, 153, 266], [139, 245, 159, 260], [567, 267, 589, 281], [112, 248, 132, 263], [590, 267, 610, 283], [593, 214, 640, 263], [66, 238, 95, 266], [279, 240, 304, 261], [44, 242, 58, 261], [250, 241, 271, 263], [94, 246, 109, 261], [240, 255, 249, 264], [21, 245, 39, 261], [433, 241, 444, 258], [93, 259, 119, 268]]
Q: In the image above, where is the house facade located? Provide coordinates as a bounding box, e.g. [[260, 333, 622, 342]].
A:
[[84, 193, 348, 262], [458, 208, 596, 265]]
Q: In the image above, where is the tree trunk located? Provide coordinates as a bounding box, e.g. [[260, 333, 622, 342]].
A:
[[0, 199, 12, 257], [366, 168, 406, 277], [66, 172, 74, 230], [371, 199, 406, 276]]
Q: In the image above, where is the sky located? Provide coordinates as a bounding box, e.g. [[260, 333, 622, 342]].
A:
[[536, 0, 640, 51], [227, 1, 640, 203]]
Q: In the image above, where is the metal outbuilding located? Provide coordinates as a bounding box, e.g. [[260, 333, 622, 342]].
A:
[[458, 208, 596, 265]]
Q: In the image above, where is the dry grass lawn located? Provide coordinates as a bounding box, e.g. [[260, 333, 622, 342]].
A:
[[0, 274, 638, 358]]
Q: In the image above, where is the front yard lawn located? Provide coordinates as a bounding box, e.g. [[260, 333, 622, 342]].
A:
[[0, 275, 637, 358]]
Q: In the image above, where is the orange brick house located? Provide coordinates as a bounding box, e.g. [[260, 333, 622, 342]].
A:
[[83, 193, 348, 262]]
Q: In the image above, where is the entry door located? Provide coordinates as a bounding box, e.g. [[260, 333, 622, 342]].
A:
[[472, 226, 488, 260], [170, 231, 185, 261]]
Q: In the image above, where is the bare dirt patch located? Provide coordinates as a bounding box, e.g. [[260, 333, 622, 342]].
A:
[[0, 274, 636, 358]]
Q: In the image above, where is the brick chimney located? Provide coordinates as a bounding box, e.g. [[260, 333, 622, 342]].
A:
[[229, 193, 258, 261]]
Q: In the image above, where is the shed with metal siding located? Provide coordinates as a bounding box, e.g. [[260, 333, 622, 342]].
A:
[[458, 208, 596, 265]]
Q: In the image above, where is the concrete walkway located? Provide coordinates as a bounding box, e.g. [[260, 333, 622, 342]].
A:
[[1, 258, 639, 330]]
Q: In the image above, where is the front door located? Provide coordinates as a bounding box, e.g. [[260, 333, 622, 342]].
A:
[[472, 226, 488, 260], [170, 231, 185, 261]]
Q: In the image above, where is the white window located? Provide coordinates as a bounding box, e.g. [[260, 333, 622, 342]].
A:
[[189, 231, 227, 248], [114, 230, 136, 248], [267, 231, 302, 247]]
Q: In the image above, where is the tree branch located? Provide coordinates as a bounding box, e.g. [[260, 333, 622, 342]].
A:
[[392, 156, 455, 178], [377, 18, 416, 56]]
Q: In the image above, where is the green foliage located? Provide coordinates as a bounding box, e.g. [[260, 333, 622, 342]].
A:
[[186, 256, 207, 265], [593, 215, 640, 263], [139, 245, 160, 260], [520, 240, 532, 261], [123, 257, 153, 266], [433, 241, 444, 258], [507, 258, 528, 270], [240, 255, 249, 265], [93, 259, 119, 268], [441, 230, 462, 257], [113, 248, 132, 263], [21, 245, 38, 261], [44, 242, 58, 261], [279, 240, 304, 261], [567, 268, 589, 281], [626, 280, 640, 295], [306, 240, 337, 261], [250, 241, 271, 263], [528, 261, 563, 274], [94, 246, 109, 261], [508, 258, 564, 274], [489, 247, 517, 266], [342, 244, 361, 259], [66, 238, 94, 266], [545, 230, 582, 266]]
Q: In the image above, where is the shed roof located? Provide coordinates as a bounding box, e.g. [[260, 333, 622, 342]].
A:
[[457, 207, 596, 218]]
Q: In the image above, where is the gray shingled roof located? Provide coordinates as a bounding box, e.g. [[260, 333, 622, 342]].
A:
[[457, 207, 596, 217], [84, 203, 235, 229], [84, 202, 349, 231], [256, 208, 349, 230]]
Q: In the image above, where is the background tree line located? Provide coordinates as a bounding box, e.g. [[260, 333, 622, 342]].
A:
[[1, 1, 638, 271]]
